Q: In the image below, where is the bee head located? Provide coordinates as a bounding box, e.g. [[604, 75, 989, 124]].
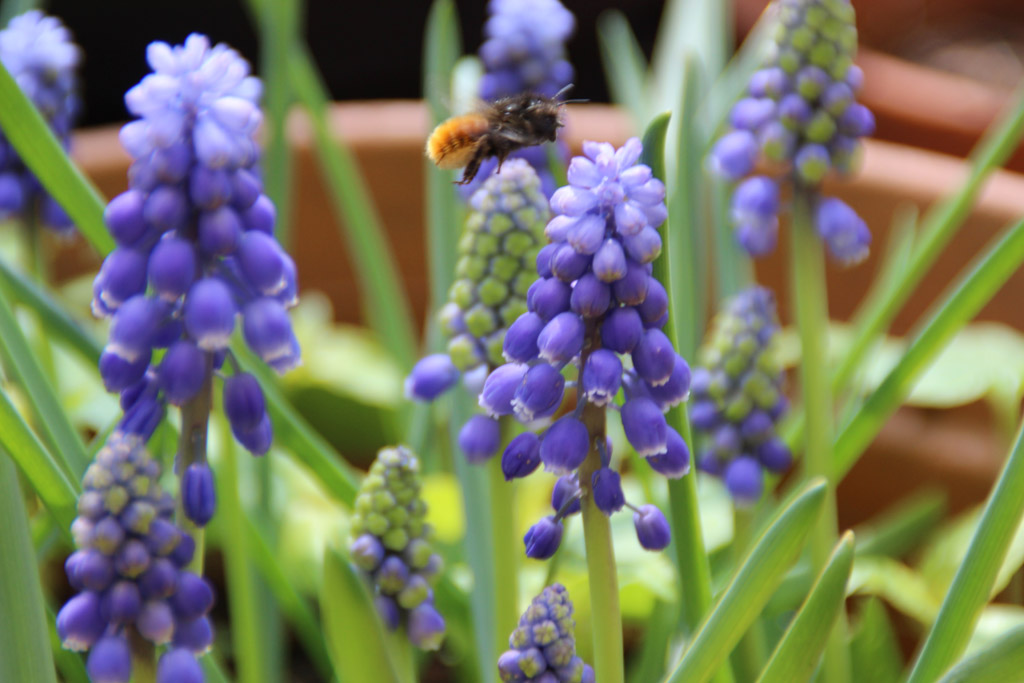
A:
[[523, 96, 564, 142]]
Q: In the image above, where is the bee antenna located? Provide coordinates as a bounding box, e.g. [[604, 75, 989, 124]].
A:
[[560, 98, 589, 105], [553, 83, 575, 100]]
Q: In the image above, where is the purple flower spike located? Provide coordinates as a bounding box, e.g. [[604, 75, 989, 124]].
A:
[[157, 650, 203, 683], [458, 415, 501, 463], [405, 354, 459, 401], [621, 397, 668, 457], [581, 349, 622, 406], [479, 362, 528, 416], [646, 426, 690, 478], [512, 363, 565, 422], [523, 516, 563, 559], [184, 278, 236, 350], [537, 311, 584, 363], [591, 468, 625, 515], [87, 635, 132, 683], [540, 417, 589, 474], [57, 591, 106, 651], [181, 463, 216, 527], [551, 475, 581, 516], [502, 432, 542, 480], [633, 504, 671, 550]]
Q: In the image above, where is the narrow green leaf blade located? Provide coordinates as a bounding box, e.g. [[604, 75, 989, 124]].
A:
[[0, 455, 58, 683], [757, 531, 856, 683], [665, 479, 828, 683], [0, 60, 113, 254], [906, 419, 1024, 682], [937, 624, 1024, 683], [849, 598, 903, 683], [597, 10, 648, 126], [321, 549, 402, 683]]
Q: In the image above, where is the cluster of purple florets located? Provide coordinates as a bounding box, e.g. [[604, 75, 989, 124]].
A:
[[690, 287, 791, 504], [56, 434, 213, 683], [473, 138, 683, 558], [0, 10, 80, 233], [349, 446, 446, 651], [92, 35, 298, 470], [498, 584, 594, 682], [708, 0, 873, 264]]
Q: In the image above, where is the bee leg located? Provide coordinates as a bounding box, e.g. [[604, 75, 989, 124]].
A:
[[456, 150, 485, 185], [495, 151, 510, 174]]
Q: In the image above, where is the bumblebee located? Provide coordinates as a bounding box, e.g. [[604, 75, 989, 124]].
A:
[[426, 90, 569, 185]]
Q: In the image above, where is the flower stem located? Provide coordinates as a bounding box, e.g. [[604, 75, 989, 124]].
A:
[[175, 354, 214, 576], [730, 507, 767, 680], [490, 420, 519, 656], [129, 631, 156, 683], [578, 337, 624, 683], [789, 187, 849, 683]]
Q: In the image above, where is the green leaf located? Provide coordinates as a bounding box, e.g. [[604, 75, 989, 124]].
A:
[[0, 456, 58, 683], [321, 549, 404, 683], [286, 49, 417, 370], [849, 555, 937, 625], [856, 489, 947, 559], [0, 60, 113, 254], [665, 479, 827, 683], [0, 284, 89, 479], [596, 10, 649, 126], [907, 420, 1024, 682], [849, 598, 903, 683], [757, 532, 855, 683], [939, 624, 1024, 683], [834, 218, 1024, 478]]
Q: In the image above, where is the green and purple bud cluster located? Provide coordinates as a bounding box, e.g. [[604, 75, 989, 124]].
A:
[[690, 287, 791, 504], [56, 434, 213, 683], [709, 0, 873, 264], [349, 446, 446, 651], [497, 584, 594, 682], [0, 10, 80, 233]]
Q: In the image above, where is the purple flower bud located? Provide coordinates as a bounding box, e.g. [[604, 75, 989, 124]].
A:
[[57, 591, 106, 651], [601, 306, 643, 353], [243, 194, 276, 234], [708, 130, 757, 180], [731, 175, 779, 226], [748, 67, 787, 98], [758, 121, 796, 162], [570, 273, 611, 318], [778, 93, 812, 128], [95, 248, 148, 310], [99, 347, 151, 392], [222, 373, 266, 432], [736, 220, 779, 257], [172, 571, 214, 620], [376, 556, 410, 594], [408, 602, 446, 651], [816, 197, 870, 264], [108, 295, 165, 362], [242, 298, 301, 373], [537, 312, 584, 363], [523, 516, 563, 559], [730, 98, 776, 130], [840, 103, 875, 138], [795, 144, 831, 184], [582, 349, 622, 406], [170, 533, 196, 568], [375, 595, 401, 630], [405, 354, 459, 401], [351, 534, 386, 572], [621, 226, 662, 263], [502, 313, 543, 364], [147, 238, 196, 301], [633, 504, 671, 550], [621, 397, 668, 457], [591, 467, 625, 515], [502, 432, 542, 480], [646, 426, 690, 478], [551, 475, 581, 516], [612, 259, 649, 306], [527, 277, 572, 321], [157, 340, 207, 405], [757, 438, 792, 472], [189, 166, 231, 209], [498, 650, 526, 680], [144, 186, 187, 232], [198, 206, 242, 255], [535, 243, 557, 277], [512, 364, 565, 422], [724, 456, 763, 504], [137, 600, 174, 644], [480, 362, 528, 416], [632, 329, 676, 386], [550, 185, 598, 216], [87, 635, 132, 683], [105, 190, 147, 247], [172, 615, 214, 654], [234, 413, 273, 455], [184, 278, 236, 350], [540, 417, 589, 474], [103, 581, 142, 624], [138, 558, 178, 600], [458, 415, 501, 462], [181, 463, 216, 527], [237, 231, 287, 295], [157, 649, 203, 683], [592, 238, 627, 282], [567, 214, 605, 254], [647, 355, 691, 410], [550, 243, 591, 282]]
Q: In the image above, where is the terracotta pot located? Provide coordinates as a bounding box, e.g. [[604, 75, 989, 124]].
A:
[[735, 0, 1024, 171], [65, 100, 1022, 523]]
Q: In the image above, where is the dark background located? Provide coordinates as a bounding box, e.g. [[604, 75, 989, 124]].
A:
[[41, 0, 667, 127]]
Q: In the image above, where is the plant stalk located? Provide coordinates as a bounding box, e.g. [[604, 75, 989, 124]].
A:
[[490, 421, 519, 656], [174, 354, 214, 575], [789, 187, 848, 683]]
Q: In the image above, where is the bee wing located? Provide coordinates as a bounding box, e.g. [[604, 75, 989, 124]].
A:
[[494, 127, 536, 145]]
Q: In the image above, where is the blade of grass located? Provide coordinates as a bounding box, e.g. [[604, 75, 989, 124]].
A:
[[596, 10, 649, 126], [0, 60, 112, 254], [834, 217, 1024, 478], [906, 418, 1024, 683], [286, 48, 417, 370], [664, 479, 827, 683], [757, 531, 855, 683], [0, 283, 88, 479], [0, 455, 58, 683], [936, 624, 1024, 683], [855, 490, 946, 558]]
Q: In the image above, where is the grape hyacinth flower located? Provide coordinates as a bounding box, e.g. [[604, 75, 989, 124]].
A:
[[56, 434, 213, 683], [349, 446, 446, 651], [463, 0, 575, 197], [690, 287, 791, 504], [91, 35, 300, 526], [406, 160, 549, 461], [0, 10, 81, 233], [708, 0, 873, 264], [497, 584, 594, 682], [483, 138, 687, 556]]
